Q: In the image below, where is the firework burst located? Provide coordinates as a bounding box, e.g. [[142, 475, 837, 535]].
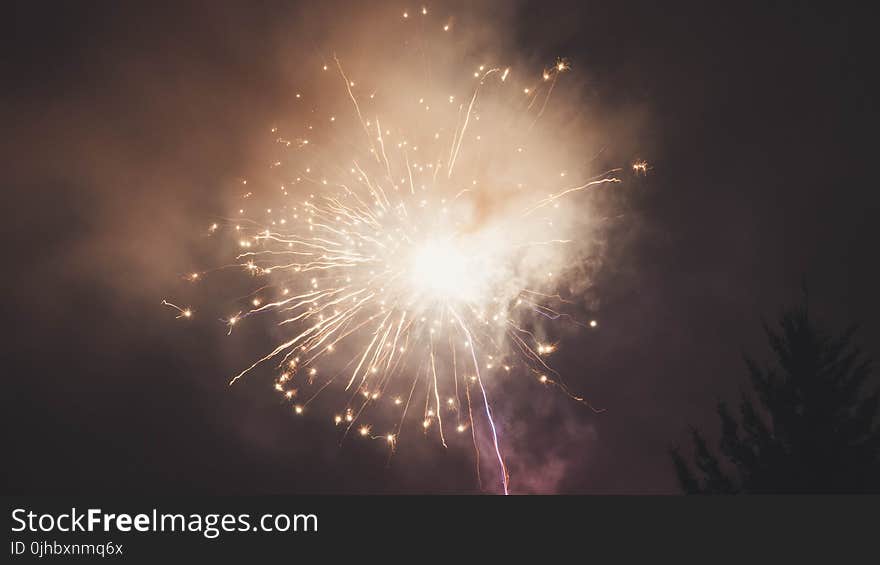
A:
[[164, 9, 640, 494]]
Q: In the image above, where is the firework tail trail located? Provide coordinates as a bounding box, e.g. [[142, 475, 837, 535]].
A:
[[452, 308, 508, 495], [429, 331, 448, 448], [452, 329, 483, 488], [447, 68, 500, 179], [334, 54, 380, 164], [465, 372, 483, 489], [530, 68, 558, 130], [522, 172, 623, 216]]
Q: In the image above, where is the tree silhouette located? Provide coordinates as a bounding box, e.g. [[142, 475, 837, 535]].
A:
[[670, 296, 880, 493]]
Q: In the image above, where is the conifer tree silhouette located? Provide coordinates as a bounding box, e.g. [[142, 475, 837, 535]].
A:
[[670, 294, 879, 493]]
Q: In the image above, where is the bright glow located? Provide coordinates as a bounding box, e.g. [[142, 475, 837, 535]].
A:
[[409, 238, 472, 300]]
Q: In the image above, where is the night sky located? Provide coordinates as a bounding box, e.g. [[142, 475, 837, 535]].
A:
[[4, 0, 879, 494]]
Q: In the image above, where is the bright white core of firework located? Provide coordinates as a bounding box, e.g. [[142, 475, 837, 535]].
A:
[[409, 238, 475, 301]]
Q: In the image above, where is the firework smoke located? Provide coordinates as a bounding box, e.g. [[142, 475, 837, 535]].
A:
[[164, 6, 642, 494]]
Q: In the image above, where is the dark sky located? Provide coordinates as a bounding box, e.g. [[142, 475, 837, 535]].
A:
[[3, 0, 879, 494]]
